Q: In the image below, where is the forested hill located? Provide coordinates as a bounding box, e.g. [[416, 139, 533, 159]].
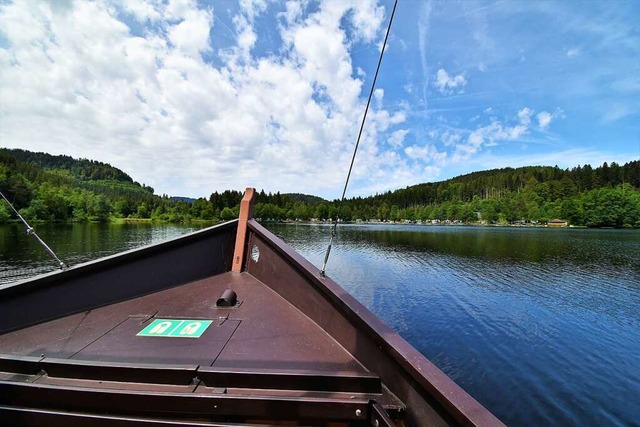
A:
[[1, 147, 639, 227], [4, 149, 137, 185], [0, 148, 156, 222], [283, 193, 326, 204], [366, 162, 640, 208], [0, 149, 321, 223], [340, 162, 640, 227]]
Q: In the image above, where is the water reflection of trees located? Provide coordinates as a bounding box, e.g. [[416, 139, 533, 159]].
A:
[[330, 226, 639, 270]]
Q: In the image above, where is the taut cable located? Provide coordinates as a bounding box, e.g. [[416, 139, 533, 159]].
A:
[[1, 191, 67, 270], [320, 0, 398, 276]]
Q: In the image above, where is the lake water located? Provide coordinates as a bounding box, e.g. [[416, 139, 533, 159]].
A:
[[1, 222, 639, 426], [0, 222, 210, 284]]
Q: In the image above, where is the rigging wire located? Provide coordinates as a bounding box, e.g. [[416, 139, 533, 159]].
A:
[[320, 0, 398, 276], [0, 191, 67, 270]]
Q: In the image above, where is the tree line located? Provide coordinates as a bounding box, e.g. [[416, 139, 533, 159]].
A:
[[1, 148, 638, 228], [337, 162, 640, 228]]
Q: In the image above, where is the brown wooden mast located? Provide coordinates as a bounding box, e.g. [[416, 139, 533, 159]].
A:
[[232, 187, 256, 272]]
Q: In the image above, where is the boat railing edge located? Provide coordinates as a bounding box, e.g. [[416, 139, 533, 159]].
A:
[[0, 220, 239, 294], [245, 219, 505, 427]]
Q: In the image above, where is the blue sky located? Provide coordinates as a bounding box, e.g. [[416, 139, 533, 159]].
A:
[[1, 0, 638, 199]]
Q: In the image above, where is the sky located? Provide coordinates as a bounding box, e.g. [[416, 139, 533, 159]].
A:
[[1, 0, 638, 199]]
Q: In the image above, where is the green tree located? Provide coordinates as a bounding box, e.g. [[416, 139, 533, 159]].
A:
[[293, 202, 310, 220], [0, 200, 11, 222], [338, 205, 352, 222], [480, 200, 498, 223], [136, 202, 150, 219], [220, 207, 236, 221], [89, 195, 111, 222], [20, 198, 48, 221], [314, 203, 328, 220], [582, 186, 640, 228], [377, 203, 390, 221]]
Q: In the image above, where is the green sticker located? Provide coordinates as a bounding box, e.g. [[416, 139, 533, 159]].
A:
[[137, 319, 213, 338]]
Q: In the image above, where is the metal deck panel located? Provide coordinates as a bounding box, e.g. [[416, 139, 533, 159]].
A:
[[0, 272, 366, 374]]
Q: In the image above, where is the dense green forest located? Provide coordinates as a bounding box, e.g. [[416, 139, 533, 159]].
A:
[[1, 148, 639, 228], [339, 161, 640, 228]]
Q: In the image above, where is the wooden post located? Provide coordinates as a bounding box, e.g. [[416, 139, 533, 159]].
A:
[[232, 188, 256, 273]]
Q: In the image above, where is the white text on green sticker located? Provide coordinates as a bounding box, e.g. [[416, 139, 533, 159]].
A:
[[137, 319, 213, 338]]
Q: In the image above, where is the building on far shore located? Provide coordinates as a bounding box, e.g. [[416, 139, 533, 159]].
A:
[[547, 219, 569, 227]]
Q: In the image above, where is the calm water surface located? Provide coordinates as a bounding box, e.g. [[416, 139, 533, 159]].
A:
[[1, 222, 639, 426], [0, 222, 207, 284]]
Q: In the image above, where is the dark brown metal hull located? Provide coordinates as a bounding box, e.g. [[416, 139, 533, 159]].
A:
[[0, 218, 504, 426]]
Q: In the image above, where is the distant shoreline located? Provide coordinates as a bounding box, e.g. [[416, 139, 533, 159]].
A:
[[4, 217, 637, 230], [257, 219, 598, 229]]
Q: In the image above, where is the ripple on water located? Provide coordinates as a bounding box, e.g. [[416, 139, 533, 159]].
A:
[[266, 224, 640, 427]]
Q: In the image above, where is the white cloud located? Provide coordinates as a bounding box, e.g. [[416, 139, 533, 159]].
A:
[[120, 0, 162, 23], [374, 88, 384, 107], [423, 165, 441, 181], [537, 111, 553, 128], [239, 0, 267, 21], [0, 0, 409, 199], [404, 144, 446, 163], [168, 7, 213, 56], [388, 129, 409, 147], [433, 68, 467, 95], [348, 0, 385, 43], [517, 107, 533, 126], [282, 6, 361, 114], [233, 14, 258, 58], [441, 131, 462, 146], [452, 107, 535, 162], [281, 1, 302, 25], [464, 148, 640, 174]]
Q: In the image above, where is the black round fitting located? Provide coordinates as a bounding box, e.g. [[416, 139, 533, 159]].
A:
[[216, 289, 237, 307]]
